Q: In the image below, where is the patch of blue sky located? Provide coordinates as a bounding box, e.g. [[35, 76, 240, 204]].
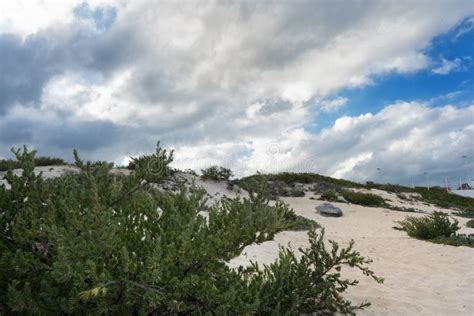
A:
[[73, 1, 117, 32], [310, 15, 474, 133]]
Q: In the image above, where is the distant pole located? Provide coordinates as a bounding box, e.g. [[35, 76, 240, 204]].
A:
[[424, 172, 430, 190], [444, 177, 449, 192], [462, 155, 468, 189], [377, 167, 382, 184]]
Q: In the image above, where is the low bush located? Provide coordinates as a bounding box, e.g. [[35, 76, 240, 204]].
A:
[[127, 141, 174, 183], [201, 166, 233, 181], [397, 212, 459, 240], [466, 219, 474, 228], [235, 172, 364, 193], [0, 153, 66, 171], [282, 207, 319, 231], [342, 191, 385, 207], [430, 235, 474, 247], [0, 145, 382, 314], [319, 191, 339, 202]]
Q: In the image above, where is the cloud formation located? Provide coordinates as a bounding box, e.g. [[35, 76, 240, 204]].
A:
[[0, 0, 473, 185]]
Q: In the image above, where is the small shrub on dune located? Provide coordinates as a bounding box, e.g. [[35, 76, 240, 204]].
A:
[[342, 191, 385, 207], [0, 153, 66, 171], [127, 141, 174, 183], [396, 212, 473, 247], [397, 212, 459, 240], [201, 166, 233, 181], [466, 219, 474, 228], [319, 191, 339, 202]]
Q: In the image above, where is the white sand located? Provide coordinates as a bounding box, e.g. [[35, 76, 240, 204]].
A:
[[229, 194, 474, 315]]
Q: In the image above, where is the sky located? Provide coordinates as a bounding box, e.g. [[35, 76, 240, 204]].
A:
[[0, 0, 473, 187]]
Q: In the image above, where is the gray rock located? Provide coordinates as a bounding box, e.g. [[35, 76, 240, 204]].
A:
[[316, 202, 343, 217]]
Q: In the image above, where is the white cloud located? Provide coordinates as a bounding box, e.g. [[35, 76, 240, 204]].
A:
[[1, 1, 474, 185], [317, 97, 349, 112], [432, 58, 462, 75]]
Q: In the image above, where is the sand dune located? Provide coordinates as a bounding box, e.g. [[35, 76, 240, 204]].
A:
[[230, 195, 474, 315]]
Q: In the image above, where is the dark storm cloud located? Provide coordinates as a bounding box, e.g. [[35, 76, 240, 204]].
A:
[[0, 117, 33, 143], [47, 120, 121, 151], [0, 113, 120, 153], [0, 33, 63, 113], [0, 15, 139, 114]]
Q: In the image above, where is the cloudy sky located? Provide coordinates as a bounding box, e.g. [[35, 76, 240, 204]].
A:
[[1, 0, 473, 187]]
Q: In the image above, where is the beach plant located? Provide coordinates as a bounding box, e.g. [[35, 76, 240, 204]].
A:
[[466, 219, 474, 228], [200, 165, 233, 181], [397, 212, 459, 240], [0, 155, 66, 171], [342, 191, 386, 207], [0, 145, 382, 314], [127, 141, 174, 183], [319, 191, 339, 202]]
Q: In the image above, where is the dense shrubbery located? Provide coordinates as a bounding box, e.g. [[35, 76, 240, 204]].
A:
[[366, 182, 474, 218], [282, 208, 319, 231], [397, 212, 473, 247], [126, 141, 174, 183], [397, 212, 459, 240], [319, 191, 339, 202], [466, 219, 474, 228], [414, 187, 474, 218], [430, 235, 474, 247], [0, 152, 66, 171], [0, 145, 382, 314], [342, 191, 386, 207], [235, 172, 364, 193], [201, 166, 233, 181], [232, 175, 306, 199]]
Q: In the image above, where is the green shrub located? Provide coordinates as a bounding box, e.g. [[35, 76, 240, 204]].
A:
[[430, 235, 474, 247], [0, 154, 66, 171], [127, 141, 174, 183], [466, 219, 474, 228], [397, 212, 460, 240], [319, 191, 339, 202], [201, 166, 233, 181], [342, 191, 385, 207], [234, 172, 364, 193], [281, 206, 319, 231], [0, 146, 382, 314], [286, 188, 305, 197]]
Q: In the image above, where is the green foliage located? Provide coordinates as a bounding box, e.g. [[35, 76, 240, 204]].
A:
[[235, 172, 364, 194], [366, 182, 474, 218], [414, 187, 474, 218], [319, 191, 339, 202], [430, 235, 474, 247], [0, 152, 66, 171], [342, 191, 386, 207], [236, 174, 474, 216], [397, 212, 460, 240], [282, 209, 319, 231], [126, 141, 174, 183], [240, 228, 383, 315], [0, 146, 381, 314], [466, 219, 474, 228], [200, 166, 233, 181]]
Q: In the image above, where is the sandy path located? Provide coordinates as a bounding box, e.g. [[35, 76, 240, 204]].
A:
[[229, 196, 474, 315]]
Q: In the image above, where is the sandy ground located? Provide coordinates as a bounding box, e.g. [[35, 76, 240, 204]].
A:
[[229, 194, 474, 315]]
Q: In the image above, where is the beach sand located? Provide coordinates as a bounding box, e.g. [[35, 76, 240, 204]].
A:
[[229, 194, 474, 315]]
